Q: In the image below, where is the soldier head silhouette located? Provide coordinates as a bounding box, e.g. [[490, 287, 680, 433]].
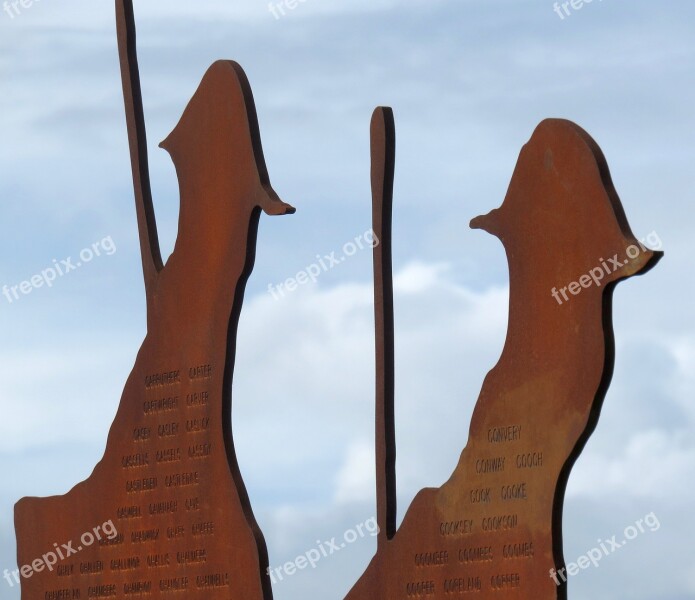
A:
[[160, 60, 294, 274], [471, 119, 661, 292]]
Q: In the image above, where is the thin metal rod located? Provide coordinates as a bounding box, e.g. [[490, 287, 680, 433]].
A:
[[116, 0, 163, 304], [371, 106, 397, 547]]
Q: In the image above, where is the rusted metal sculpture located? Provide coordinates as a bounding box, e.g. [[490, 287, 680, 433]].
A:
[[12, 0, 662, 595], [346, 116, 662, 599], [14, 1, 293, 598]]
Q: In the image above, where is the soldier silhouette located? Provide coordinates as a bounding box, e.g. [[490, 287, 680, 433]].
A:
[[15, 2, 293, 599], [349, 115, 662, 600]]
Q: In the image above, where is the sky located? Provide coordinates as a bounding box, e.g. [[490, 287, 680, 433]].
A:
[[0, 0, 694, 598]]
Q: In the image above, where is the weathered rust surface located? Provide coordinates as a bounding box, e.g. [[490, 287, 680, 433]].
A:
[[346, 117, 662, 599], [372, 107, 397, 551], [14, 1, 293, 598]]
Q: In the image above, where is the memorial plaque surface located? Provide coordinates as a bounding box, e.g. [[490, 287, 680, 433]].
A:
[[14, 2, 294, 599], [347, 114, 663, 599]]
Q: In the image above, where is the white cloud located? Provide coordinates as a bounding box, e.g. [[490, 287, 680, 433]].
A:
[[569, 429, 695, 501], [333, 439, 375, 505], [394, 261, 449, 294], [2, 1, 695, 597], [0, 340, 132, 453]]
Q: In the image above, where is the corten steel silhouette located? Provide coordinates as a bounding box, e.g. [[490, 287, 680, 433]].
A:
[[348, 115, 662, 599], [14, 1, 293, 598]]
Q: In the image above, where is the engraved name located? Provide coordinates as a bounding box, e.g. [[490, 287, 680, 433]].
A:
[[133, 427, 151, 441], [80, 561, 104, 575], [186, 391, 209, 407], [98, 534, 124, 547], [117, 505, 142, 519], [167, 526, 185, 539], [123, 581, 152, 595], [45, 589, 80, 599], [490, 573, 521, 590], [443, 577, 482, 593], [131, 529, 159, 543], [147, 554, 170, 568], [143, 397, 178, 415], [165, 472, 199, 488], [439, 520, 473, 536], [475, 457, 505, 474], [189, 364, 212, 380], [502, 542, 534, 559], [481, 514, 518, 531], [501, 483, 527, 501], [145, 370, 180, 388], [191, 521, 214, 536], [516, 452, 543, 468], [177, 549, 207, 564], [87, 585, 117, 597], [459, 546, 493, 563], [159, 577, 188, 592], [188, 444, 212, 459], [56, 564, 73, 577], [487, 425, 521, 443], [470, 488, 491, 504], [158, 422, 179, 437], [110, 556, 140, 571], [156, 448, 181, 463], [195, 573, 229, 588], [126, 477, 157, 493], [186, 418, 210, 433], [149, 500, 178, 515], [405, 580, 435, 596], [414, 551, 448, 567], [121, 453, 149, 469]]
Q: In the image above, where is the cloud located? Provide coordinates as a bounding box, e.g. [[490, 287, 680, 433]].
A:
[[1, 0, 405, 30], [569, 429, 695, 501], [2, 1, 695, 598], [333, 439, 375, 505], [394, 261, 450, 294]]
